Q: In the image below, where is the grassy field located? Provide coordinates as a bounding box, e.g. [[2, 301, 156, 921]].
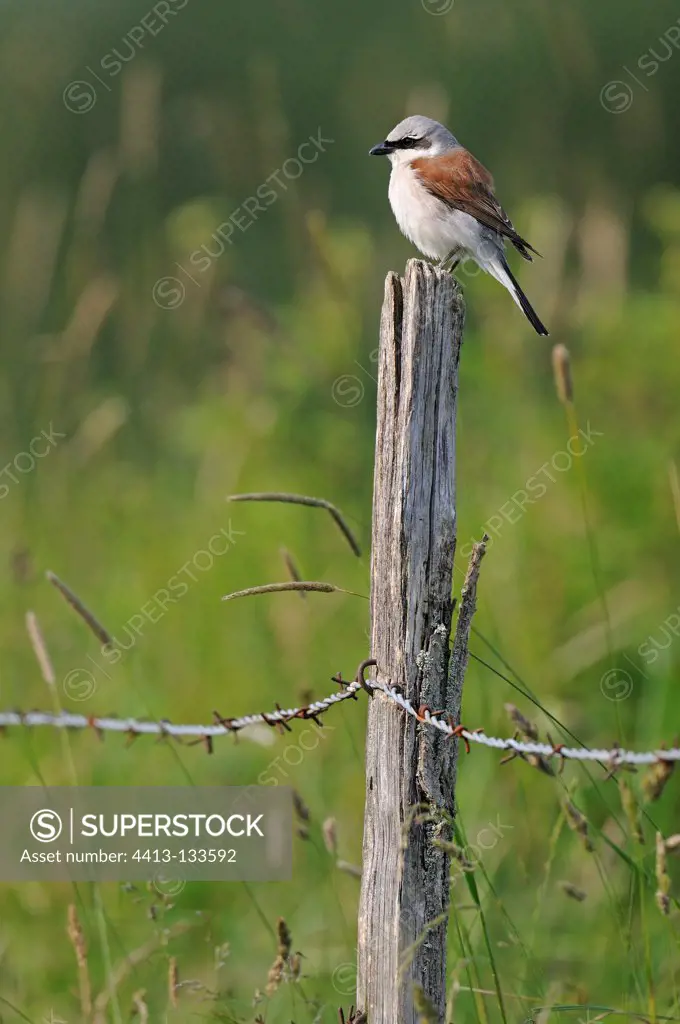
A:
[[2, 0, 680, 1020]]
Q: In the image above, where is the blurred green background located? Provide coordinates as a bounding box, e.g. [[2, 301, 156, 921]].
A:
[[2, 0, 680, 1018]]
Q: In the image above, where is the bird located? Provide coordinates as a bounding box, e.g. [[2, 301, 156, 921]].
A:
[[369, 114, 548, 336]]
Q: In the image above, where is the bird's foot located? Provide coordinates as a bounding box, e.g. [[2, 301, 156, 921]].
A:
[[436, 247, 462, 273]]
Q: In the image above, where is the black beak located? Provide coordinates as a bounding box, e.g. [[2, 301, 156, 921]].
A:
[[369, 141, 393, 156]]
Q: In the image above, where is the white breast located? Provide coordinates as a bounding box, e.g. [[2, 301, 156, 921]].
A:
[[387, 165, 485, 262]]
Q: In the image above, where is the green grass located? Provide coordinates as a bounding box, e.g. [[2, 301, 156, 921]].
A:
[[2, 215, 679, 1018], [2, 1, 680, 1017]]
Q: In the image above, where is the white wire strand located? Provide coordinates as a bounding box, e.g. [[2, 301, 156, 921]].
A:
[[1, 676, 677, 766]]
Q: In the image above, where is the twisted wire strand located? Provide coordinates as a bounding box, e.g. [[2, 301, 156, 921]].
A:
[[0, 675, 676, 766]]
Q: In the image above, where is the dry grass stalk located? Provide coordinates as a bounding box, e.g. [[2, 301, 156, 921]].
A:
[[28, 610, 79, 785], [526, 752, 555, 776], [322, 817, 337, 856], [563, 799, 594, 852], [280, 546, 305, 596], [222, 580, 365, 601], [46, 569, 113, 646], [642, 756, 675, 802], [290, 952, 302, 981], [131, 990, 149, 1022], [228, 491, 361, 556], [502, 703, 553, 774], [293, 790, 310, 840], [168, 955, 179, 1008], [92, 920, 196, 1023], [668, 459, 680, 535], [67, 903, 92, 1016], [25, 611, 56, 687], [432, 838, 474, 872], [655, 831, 671, 916], [552, 343, 574, 405], [619, 777, 644, 844], [336, 860, 362, 879], [504, 703, 539, 742], [292, 790, 310, 823], [558, 881, 587, 902], [502, 703, 555, 774], [266, 918, 292, 997], [664, 833, 680, 854]]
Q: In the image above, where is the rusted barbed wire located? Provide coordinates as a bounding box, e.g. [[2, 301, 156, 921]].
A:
[[0, 683, 363, 740], [2, 665, 680, 767]]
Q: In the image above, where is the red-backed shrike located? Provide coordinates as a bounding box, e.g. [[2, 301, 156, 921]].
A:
[[370, 115, 548, 336]]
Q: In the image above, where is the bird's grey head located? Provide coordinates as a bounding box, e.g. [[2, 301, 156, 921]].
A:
[[369, 115, 459, 166]]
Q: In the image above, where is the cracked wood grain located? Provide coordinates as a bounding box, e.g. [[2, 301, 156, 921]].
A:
[[357, 260, 465, 1024]]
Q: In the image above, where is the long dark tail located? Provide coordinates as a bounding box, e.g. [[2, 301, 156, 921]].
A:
[[501, 258, 549, 336]]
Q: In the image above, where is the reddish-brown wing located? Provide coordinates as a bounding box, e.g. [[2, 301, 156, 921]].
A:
[[411, 149, 539, 260]]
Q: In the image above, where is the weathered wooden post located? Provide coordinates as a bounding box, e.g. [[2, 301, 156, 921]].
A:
[[357, 260, 465, 1023]]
